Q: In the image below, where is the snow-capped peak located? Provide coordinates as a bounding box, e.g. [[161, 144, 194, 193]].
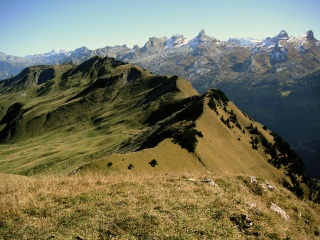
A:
[[227, 37, 261, 46], [273, 30, 289, 41], [254, 30, 290, 49], [58, 49, 70, 55], [188, 29, 215, 48], [164, 34, 189, 49]]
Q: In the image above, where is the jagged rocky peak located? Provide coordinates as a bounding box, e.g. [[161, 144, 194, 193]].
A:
[[145, 36, 166, 47], [47, 49, 56, 55], [70, 46, 91, 56], [188, 29, 216, 48], [304, 30, 315, 41], [140, 36, 167, 54], [164, 34, 189, 49], [273, 30, 289, 41], [198, 29, 206, 37], [73, 46, 90, 52], [196, 29, 215, 41], [141, 37, 167, 54]]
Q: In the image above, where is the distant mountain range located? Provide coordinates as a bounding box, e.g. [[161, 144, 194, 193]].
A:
[[2, 29, 318, 79], [1, 29, 320, 178]]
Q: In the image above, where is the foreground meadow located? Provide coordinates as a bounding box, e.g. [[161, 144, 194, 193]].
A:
[[1, 172, 319, 239]]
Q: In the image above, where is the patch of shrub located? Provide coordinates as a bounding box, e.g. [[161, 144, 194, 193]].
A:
[[263, 131, 320, 201], [207, 89, 229, 114], [107, 162, 113, 167], [172, 126, 203, 152], [209, 89, 229, 105], [208, 97, 218, 114], [220, 116, 231, 129], [271, 132, 305, 176], [220, 110, 242, 130], [249, 126, 260, 135], [230, 213, 253, 234], [149, 159, 158, 167], [286, 172, 304, 199], [307, 178, 320, 203], [229, 110, 242, 130], [250, 137, 259, 150], [220, 116, 226, 124], [243, 178, 264, 196]]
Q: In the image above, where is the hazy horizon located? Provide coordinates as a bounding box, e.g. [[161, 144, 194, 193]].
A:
[[1, 0, 319, 56]]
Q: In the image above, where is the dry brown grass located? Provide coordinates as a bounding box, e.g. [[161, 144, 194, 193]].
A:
[[195, 99, 281, 179], [1, 172, 319, 239]]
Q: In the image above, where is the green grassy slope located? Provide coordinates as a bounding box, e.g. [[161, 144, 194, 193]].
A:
[[0, 57, 198, 175]]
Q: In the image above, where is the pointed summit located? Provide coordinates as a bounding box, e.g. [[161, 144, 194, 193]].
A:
[[304, 30, 315, 41], [188, 29, 217, 49], [273, 30, 289, 41], [197, 29, 206, 38]]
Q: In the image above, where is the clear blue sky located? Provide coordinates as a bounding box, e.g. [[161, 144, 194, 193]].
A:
[[1, 0, 319, 56]]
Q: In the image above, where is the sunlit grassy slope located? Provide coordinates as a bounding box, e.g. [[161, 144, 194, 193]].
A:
[[0, 57, 199, 175], [1, 172, 319, 239], [83, 97, 283, 183]]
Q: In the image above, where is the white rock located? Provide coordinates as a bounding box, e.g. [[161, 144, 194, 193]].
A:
[[249, 176, 257, 183], [245, 201, 257, 209], [185, 178, 197, 182], [270, 202, 290, 220], [265, 181, 275, 191]]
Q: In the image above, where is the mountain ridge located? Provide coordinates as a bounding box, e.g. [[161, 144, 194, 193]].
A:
[[1, 29, 317, 72], [1, 29, 320, 178], [0, 56, 318, 203]]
